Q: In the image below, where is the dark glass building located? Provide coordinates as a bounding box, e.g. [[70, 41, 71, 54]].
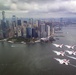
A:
[[1, 11, 7, 38], [26, 27, 32, 38], [32, 28, 38, 38], [17, 19, 21, 26]]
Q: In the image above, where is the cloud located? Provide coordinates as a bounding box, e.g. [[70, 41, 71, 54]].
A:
[[0, 0, 76, 18], [10, 3, 17, 10], [0, 4, 10, 10]]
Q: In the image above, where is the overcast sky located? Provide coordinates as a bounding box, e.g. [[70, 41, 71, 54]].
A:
[[0, 0, 76, 18]]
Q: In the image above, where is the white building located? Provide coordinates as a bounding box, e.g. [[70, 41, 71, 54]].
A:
[[40, 23, 46, 37], [46, 25, 50, 37], [17, 26, 21, 36]]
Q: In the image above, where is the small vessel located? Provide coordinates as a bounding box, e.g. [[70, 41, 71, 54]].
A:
[[21, 41, 26, 44], [8, 41, 14, 43], [3, 39, 7, 41], [11, 45, 15, 47], [30, 41, 35, 44], [35, 40, 40, 43]]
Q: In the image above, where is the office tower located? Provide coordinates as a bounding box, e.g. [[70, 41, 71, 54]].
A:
[[17, 25, 22, 37], [12, 15, 17, 37], [2, 11, 5, 22], [8, 28, 14, 38], [6, 20, 10, 37], [17, 27, 21, 37], [40, 23, 45, 33], [26, 26, 32, 38], [32, 28, 38, 38], [17, 19, 22, 37], [7, 20, 14, 38], [22, 21, 27, 27], [0, 20, 3, 38], [22, 21, 27, 37], [40, 23, 46, 38], [17, 20, 22, 26], [60, 18, 63, 23], [6, 20, 10, 28], [1, 11, 7, 38], [52, 28, 54, 36], [12, 15, 17, 28], [37, 20, 41, 27], [46, 25, 50, 37], [33, 20, 39, 27], [60, 18, 63, 28], [38, 31, 41, 38], [29, 18, 33, 27], [36, 20, 41, 38]]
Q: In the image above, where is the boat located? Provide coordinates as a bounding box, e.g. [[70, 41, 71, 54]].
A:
[[21, 41, 26, 44], [8, 41, 14, 43], [35, 40, 40, 43]]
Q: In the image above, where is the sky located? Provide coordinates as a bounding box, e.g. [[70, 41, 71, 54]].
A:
[[0, 0, 76, 18]]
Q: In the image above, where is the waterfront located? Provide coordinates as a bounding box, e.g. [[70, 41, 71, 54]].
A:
[[0, 25, 76, 75]]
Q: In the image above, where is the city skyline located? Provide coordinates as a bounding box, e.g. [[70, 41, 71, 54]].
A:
[[0, 11, 55, 39], [0, 0, 76, 18]]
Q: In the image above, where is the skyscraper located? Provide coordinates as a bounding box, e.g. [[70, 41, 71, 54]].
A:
[[32, 28, 38, 38], [26, 26, 32, 38], [2, 11, 5, 22], [12, 15, 17, 27], [0, 20, 3, 38], [46, 25, 50, 37], [1, 11, 7, 38], [17, 19, 22, 26], [40, 23, 46, 38], [22, 21, 27, 37], [12, 15, 17, 37], [29, 18, 33, 27]]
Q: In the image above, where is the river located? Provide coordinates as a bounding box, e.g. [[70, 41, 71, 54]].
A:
[[0, 25, 76, 75]]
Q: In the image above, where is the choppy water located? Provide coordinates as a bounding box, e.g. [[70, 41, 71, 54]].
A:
[[0, 25, 76, 75]]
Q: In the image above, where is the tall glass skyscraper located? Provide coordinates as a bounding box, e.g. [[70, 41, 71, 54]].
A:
[[26, 27, 32, 38], [1, 11, 7, 38]]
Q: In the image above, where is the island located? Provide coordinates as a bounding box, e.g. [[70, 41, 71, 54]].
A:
[[6, 36, 55, 44]]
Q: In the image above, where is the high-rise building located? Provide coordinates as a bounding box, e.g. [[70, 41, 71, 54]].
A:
[[17, 19, 22, 26], [33, 20, 39, 27], [1, 11, 7, 38], [17, 27, 22, 37], [8, 28, 14, 38], [22, 21, 27, 37], [60, 18, 63, 28], [16, 19, 22, 37], [29, 18, 33, 27], [40, 23, 46, 37], [46, 25, 50, 37], [12, 15, 17, 37], [26, 26, 32, 38], [0, 20, 3, 38], [12, 15, 17, 27], [32, 28, 38, 38], [2, 11, 5, 22], [6, 20, 10, 37]]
